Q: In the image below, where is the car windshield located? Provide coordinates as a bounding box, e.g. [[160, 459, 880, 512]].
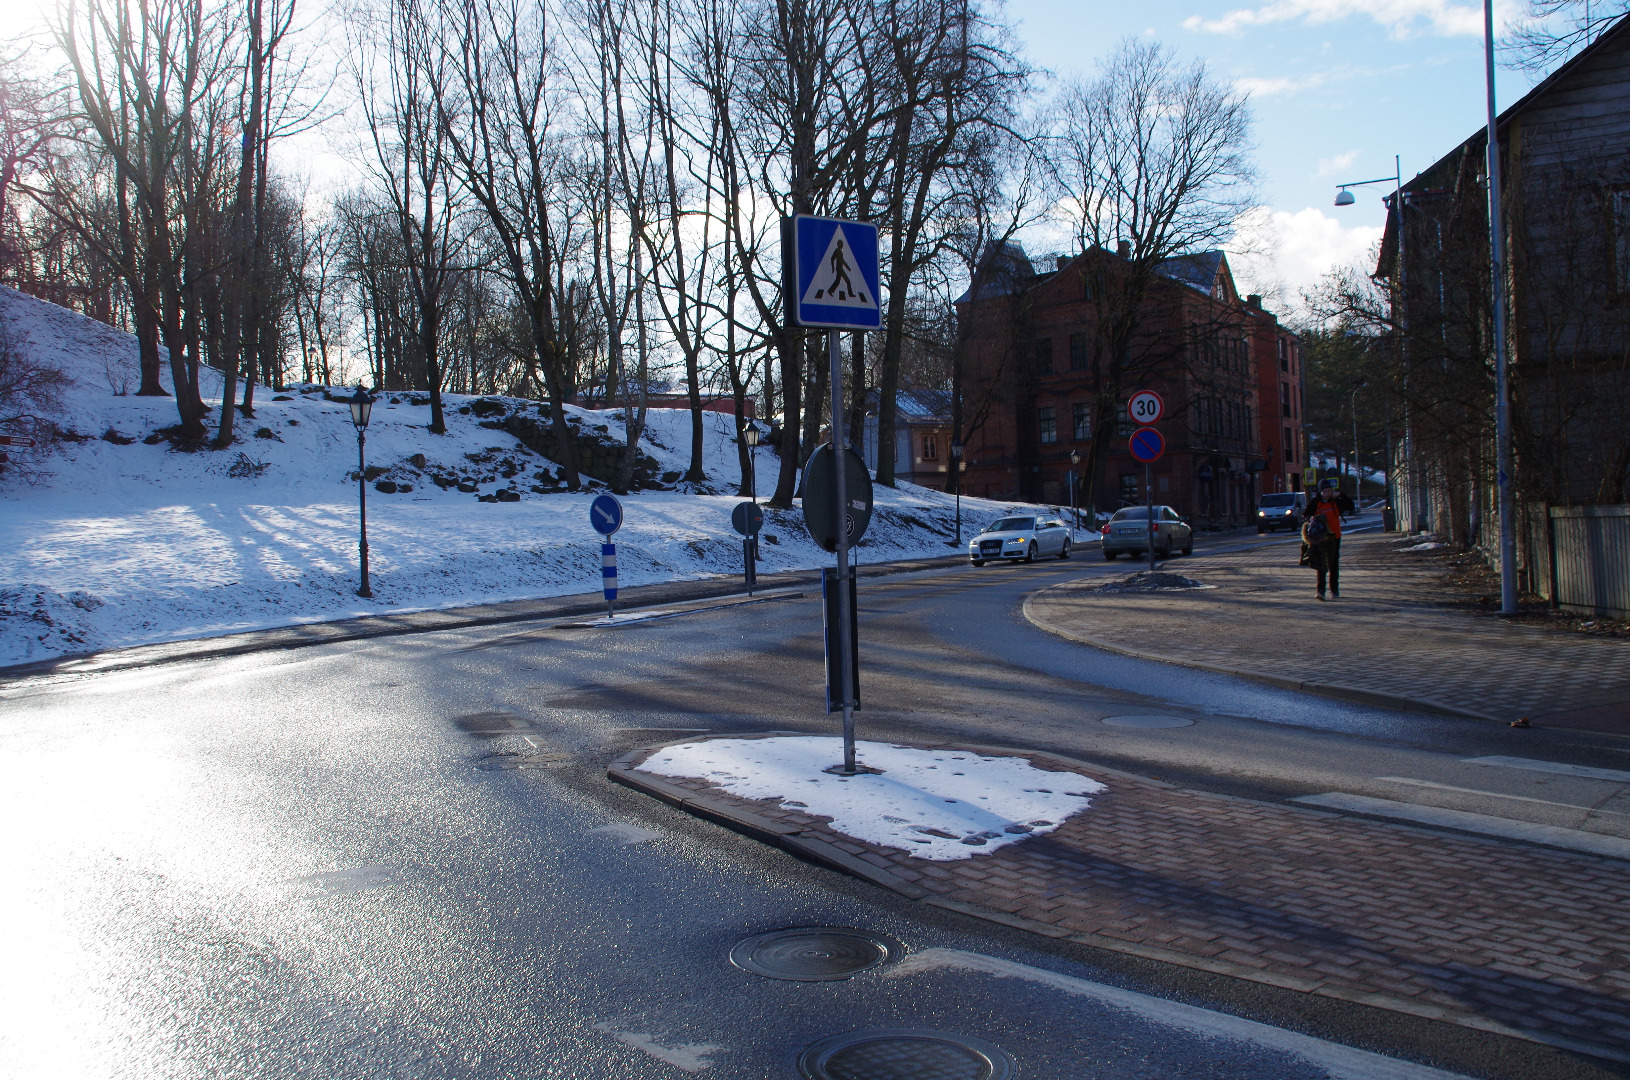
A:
[[1110, 507, 1150, 521], [1259, 494, 1299, 508], [989, 516, 1035, 532]]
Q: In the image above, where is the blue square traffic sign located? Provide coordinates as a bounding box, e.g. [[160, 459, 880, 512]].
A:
[[790, 215, 881, 330]]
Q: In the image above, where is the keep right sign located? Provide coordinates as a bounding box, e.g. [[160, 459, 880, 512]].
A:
[[1128, 390, 1164, 426]]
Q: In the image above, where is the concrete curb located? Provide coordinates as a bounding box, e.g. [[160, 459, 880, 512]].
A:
[[1020, 580, 1509, 725], [606, 732, 1626, 1065]]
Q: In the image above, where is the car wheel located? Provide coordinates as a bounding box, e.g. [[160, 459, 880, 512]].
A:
[[1257, 525, 1265, 534], [971, 559, 984, 567], [1103, 549, 1116, 561], [1181, 540, 1193, 556], [1058, 539, 1072, 560], [1024, 542, 1037, 563]]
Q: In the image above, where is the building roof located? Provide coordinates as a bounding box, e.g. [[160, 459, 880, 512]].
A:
[[1155, 251, 1228, 296]]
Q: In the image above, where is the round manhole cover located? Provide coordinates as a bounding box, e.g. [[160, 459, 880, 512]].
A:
[[797, 1029, 1016, 1080], [1100, 715, 1195, 729], [729, 927, 904, 982]]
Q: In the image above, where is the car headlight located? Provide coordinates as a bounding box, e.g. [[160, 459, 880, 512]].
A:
[[1258, 510, 1266, 516]]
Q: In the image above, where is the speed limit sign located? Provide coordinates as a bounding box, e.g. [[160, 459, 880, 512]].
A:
[[1128, 390, 1164, 425]]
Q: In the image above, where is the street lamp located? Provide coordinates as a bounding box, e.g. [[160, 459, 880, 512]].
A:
[[949, 439, 964, 545], [1482, 0, 1519, 615], [743, 422, 760, 504], [1068, 449, 1080, 541], [348, 384, 374, 598]]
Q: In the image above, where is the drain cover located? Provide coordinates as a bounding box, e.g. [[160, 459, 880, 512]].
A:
[[797, 1029, 1015, 1080], [729, 927, 904, 982], [1100, 714, 1194, 729]]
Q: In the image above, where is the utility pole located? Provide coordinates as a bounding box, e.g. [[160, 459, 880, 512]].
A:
[[1484, 0, 1519, 615]]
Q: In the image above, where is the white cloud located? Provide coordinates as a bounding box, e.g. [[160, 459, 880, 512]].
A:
[[1183, 0, 1508, 39], [1317, 150, 1360, 177], [1229, 206, 1383, 314]]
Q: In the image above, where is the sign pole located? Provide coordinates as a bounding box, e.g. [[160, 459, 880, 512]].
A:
[[1146, 461, 1155, 572], [829, 328, 857, 774]]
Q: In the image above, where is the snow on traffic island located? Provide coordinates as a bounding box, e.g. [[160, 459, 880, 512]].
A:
[[638, 735, 1105, 861]]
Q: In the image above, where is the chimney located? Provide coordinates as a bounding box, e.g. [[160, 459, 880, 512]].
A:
[[1245, 294, 1262, 310], [1116, 240, 1131, 259], [1055, 255, 1070, 272]]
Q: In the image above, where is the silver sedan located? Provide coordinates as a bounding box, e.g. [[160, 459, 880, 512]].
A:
[[969, 515, 1074, 565], [1101, 505, 1193, 558]]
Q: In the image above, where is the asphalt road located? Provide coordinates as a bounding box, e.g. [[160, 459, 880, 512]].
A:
[[1, 521, 1623, 1080]]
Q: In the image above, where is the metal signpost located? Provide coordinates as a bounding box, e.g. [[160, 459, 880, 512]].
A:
[[1127, 391, 1165, 574], [590, 493, 623, 619], [732, 500, 764, 595], [788, 214, 880, 775]]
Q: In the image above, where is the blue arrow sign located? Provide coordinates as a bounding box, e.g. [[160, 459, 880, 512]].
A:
[[589, 493, 623, 536], [792, 215, 881, 330], [1129, 426, 1165, 463]]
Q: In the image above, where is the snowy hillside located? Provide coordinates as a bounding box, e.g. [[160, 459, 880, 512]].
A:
[[0, 286, 1038, 666]]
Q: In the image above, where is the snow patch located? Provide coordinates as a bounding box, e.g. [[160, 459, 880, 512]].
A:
[[639, 736, 1104, 861], [1399, 542, 1446, 552]]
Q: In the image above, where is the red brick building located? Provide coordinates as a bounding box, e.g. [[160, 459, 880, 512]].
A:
[[954, 244, 1303, 526]]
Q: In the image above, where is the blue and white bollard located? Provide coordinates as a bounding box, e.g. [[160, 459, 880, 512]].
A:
[[602, 542, 618, 618]]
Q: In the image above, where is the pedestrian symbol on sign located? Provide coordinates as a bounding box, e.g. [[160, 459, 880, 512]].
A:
[[802, 228, 872, 308]]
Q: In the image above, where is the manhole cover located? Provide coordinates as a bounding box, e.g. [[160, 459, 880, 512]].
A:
[[797, 1029, 1015, 1080], [729, 927, 904, 982], [1100, 715, 1194, 729]]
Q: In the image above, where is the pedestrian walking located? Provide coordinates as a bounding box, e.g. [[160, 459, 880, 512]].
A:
[[1301, 479, 1344, 600]]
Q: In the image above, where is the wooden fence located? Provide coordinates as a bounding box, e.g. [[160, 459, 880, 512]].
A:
[[1525, 503, 1630, 618]]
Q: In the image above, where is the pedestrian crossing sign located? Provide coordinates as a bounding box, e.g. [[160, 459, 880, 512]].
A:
[[789, 215, 881, 329]]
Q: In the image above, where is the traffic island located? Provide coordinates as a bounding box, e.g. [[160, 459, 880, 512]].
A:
[[610, 732, 1630, 1066]]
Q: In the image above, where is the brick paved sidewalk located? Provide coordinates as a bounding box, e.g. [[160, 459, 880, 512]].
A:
[[1025, 533, 1630, 731], [614, 739, 1630, 1065]]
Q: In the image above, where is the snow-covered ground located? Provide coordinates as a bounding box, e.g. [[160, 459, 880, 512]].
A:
[[1, 286, 1041, 666], [639, 736, 1104, 861]]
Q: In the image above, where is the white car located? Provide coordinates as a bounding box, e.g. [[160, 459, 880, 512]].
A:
[[969, 515, 1073, 565]]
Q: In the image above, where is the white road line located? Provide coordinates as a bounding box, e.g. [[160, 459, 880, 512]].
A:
[[885, 948, 1472, 1080], [1464, 755, 1630, 785], [1373, 776, 1630, 816], [1291, 792, 1630, 861]]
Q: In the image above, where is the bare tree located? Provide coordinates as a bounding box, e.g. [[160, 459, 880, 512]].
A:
[[1050, 38, 1256, 516], [1506, 1, 1628, 70]]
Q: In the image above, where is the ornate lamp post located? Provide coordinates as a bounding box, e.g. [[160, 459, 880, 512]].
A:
[[743, 423, 760, 504], [950, 439, 964, 546], [348, 385, 375, 598], [1069, 449, 1080, 541]]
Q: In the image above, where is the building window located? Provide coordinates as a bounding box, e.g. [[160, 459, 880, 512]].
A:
[[1284, 426, 1296, 464], [921, 433, 938, 461], [1279, 338, 1289, 372], [1069, 332, 1089, 371], [1072, 402, 1091, 440], [1615, 189, 1630, 292], [1120, 474, 1139, 504], [1281, 382, 1292, 417], [1038, 406, 1057, 444], [1032, 338, 1053, 374]]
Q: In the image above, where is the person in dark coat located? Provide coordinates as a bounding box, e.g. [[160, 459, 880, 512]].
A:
[[1301, 480, 1344, 600]]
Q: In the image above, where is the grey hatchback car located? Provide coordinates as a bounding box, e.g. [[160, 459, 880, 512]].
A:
[[1101, 505, 1193, 559]]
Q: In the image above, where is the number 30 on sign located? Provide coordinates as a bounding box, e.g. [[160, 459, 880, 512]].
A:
[[1128, 390, 1164, 425]]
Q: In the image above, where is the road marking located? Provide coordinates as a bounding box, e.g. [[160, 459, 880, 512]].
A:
[[1464, 755, 1630, 784], [592, 1023, 723, 1073], [885, 948, 1472, 1079], [1374, 776, 1630, 816], [1291, 792, 1630, 861]]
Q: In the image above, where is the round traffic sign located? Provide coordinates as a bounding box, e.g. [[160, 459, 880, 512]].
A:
[[1128, 426, 1165, 463], [589, 493, 624, 536], [731, 501, 764, 535], [801, 443, 874, 552], [1128, 390, 1164, 426]]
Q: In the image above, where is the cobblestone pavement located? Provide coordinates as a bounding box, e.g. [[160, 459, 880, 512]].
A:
[[621, 742, 1630, 1065], [1024, 533, 1630, 730]]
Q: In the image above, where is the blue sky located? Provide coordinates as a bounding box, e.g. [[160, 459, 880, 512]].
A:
[[1005, 0, 1540, 311]]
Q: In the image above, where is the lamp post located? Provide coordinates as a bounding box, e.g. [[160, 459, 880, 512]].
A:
[[950, 439, 964, 546], [1351, 381, 1366, 515], [1068, 449, 1080, 541], [743, 422, 759, 504], [1483, 0, 1519, 615], [348, 385, 375, 598]]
